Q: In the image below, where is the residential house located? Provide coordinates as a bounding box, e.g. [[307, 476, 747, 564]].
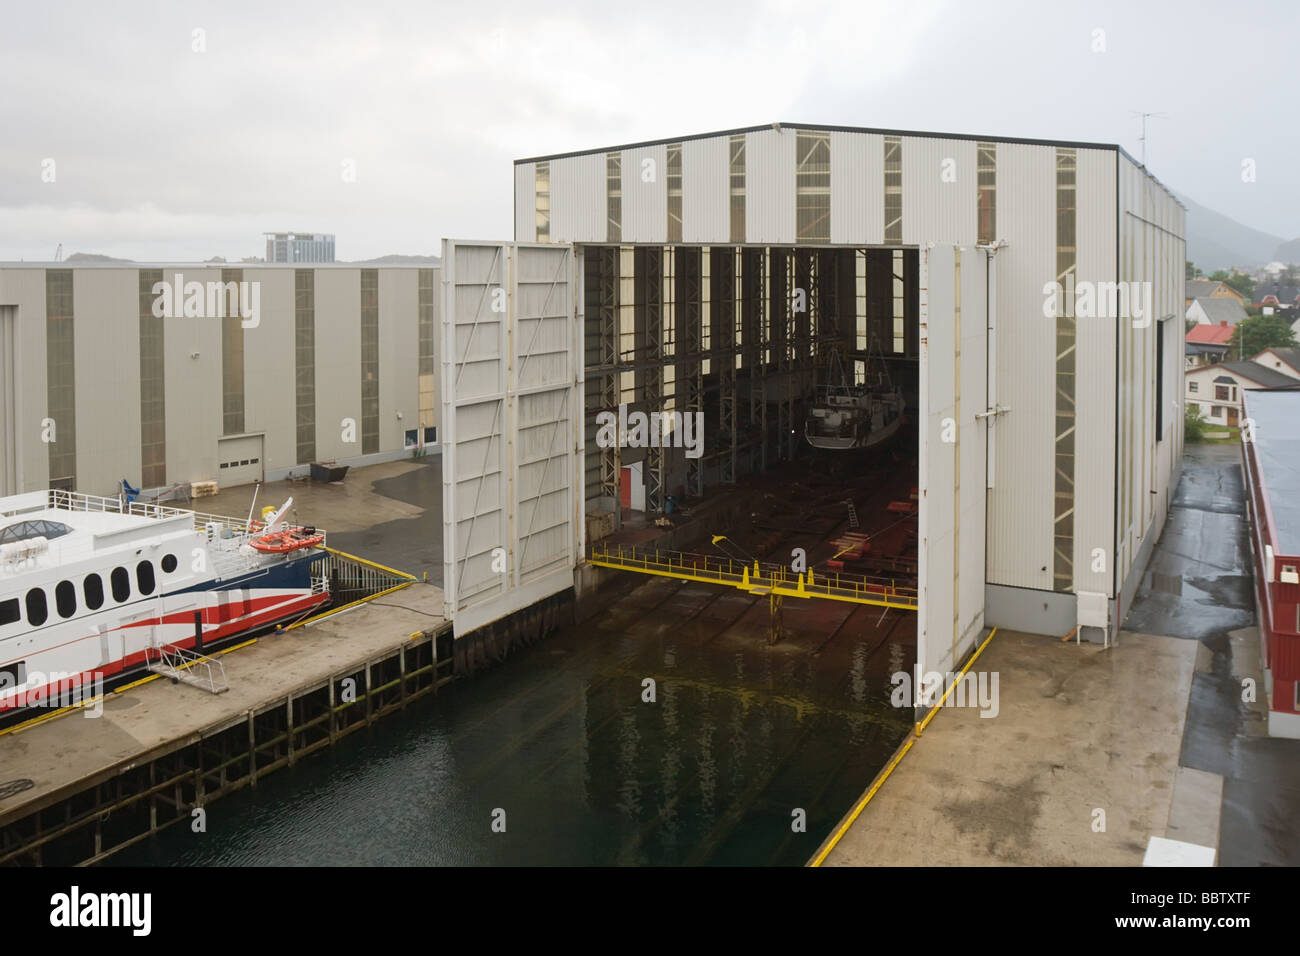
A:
[[1252, 347, 1300, 380], [1185, 277, 1248, 308], [1185, 321, 1235, 368], [1185, 359, 1300, 427], [1186, 295, 1248, 327]]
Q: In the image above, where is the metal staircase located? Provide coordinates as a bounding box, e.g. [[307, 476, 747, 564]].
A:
[[845, 500, 860, 530], [145, 643, 229, 695]]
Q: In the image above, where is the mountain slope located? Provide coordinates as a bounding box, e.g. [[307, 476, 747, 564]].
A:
[[1176, 192, 1285, 271]]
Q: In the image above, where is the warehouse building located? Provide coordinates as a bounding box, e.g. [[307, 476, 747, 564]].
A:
[[442, 122, 1185, 668], [0, 263, 439, 499]]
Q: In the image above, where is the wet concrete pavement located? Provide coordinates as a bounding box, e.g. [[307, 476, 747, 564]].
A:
[[1125, 442, 1300, 866]]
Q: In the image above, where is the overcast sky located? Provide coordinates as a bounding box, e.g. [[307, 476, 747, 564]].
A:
[[1, 0, 1295, 262]]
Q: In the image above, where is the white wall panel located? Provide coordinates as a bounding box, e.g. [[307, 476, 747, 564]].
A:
[[918, 244, 987, 678], [550, 153, 605, 244], [986, 143, 1055, 591], [73, 269, 138, 496], [622, 145, 667, 243], [0, 270, 47, 490], [162, 267, 223, 485], [380, 268, 420, 452], [313, 269, 362, 463], [1072, 148, 1118, 596], [242, 267, 295, 477], [744, 128, 795, 244], [830, 131, 884, 245], [902, 137, 977, 246], [682, 137, 729, 243]]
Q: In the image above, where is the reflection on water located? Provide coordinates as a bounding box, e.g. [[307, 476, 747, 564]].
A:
[[115, 578, 914, 867]]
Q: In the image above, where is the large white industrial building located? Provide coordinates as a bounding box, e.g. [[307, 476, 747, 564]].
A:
[[0, 122, 1186, 671], [440, 122, 1185, 669], [0, 263, 439, 498]]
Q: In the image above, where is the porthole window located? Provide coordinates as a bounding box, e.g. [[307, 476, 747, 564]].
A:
[[55, 580, 77, 618], [161, 553, 178, 574], [25, 588, 48, 627], [110, 567, 131, 603], [0, 598, 19, 626], [84, 573, 105, 610], [136, 561, 156, 596]]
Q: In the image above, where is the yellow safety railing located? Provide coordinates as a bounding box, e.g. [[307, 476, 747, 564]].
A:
[[589, 543, 917, 611]]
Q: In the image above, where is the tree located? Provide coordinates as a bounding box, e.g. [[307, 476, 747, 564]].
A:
[[1185, 404, 1210, 443], [1186, 260, 1203, 279], [1223, 272, 1256, 301], [1229, 313, 1298, 360], [1281, 264, 1300, 287]]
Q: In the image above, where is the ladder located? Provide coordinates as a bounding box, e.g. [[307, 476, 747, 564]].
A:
[[845, 500, 860, 531]]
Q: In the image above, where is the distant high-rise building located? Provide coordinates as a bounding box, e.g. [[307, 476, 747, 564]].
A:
[[264, 232, 335, 263]]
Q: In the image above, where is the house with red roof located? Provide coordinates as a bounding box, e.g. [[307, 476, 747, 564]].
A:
[[1184, 320, 1235, 368]]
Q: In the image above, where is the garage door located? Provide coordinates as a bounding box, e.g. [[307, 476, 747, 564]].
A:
[[917, 244, 989, 680], [216, 435, 264, 488]]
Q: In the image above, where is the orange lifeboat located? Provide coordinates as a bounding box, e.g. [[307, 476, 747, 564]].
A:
[[249, 526, 325, 554]]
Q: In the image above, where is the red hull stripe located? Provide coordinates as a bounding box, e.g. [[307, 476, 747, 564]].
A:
[[0, 592, 329, 712]]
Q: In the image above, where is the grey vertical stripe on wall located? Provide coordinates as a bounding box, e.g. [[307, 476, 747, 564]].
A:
[[221, 268, 245, 436], [729, 134, 746, 244], [796, 130, 830, 242], [607, 153, 621, 243], [666, 144, 683, 243], [1054, 148, 1078, 592], [883, 136, 902, 244], [360, 269, 379, 455], [417, 268, 435, 437], [536, 162, 551, 242], [295, 269, 316, 465], [139, 269, 165, 487], [45, 269, 75, 489], [977, 142, 996, 243]]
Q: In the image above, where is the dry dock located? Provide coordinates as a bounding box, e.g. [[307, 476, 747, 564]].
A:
[[0, 582, 452, 865]]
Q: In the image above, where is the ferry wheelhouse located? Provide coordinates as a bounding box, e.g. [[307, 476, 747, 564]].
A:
[[0, 490, 330, 713]]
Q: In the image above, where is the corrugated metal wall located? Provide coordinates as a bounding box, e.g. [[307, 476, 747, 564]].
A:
[[0, 266, 433, 496], [744, 128, 796, 244], [901, 137, 976, 246], [829, 131, 884, 245], [682, 137, 729, 243], [550, 152, 605, 245], [985, 142, 1056, 592], [1072, 149, 1118, 598], [517, 127, 1183, 602], [621, 145, 667, 243]]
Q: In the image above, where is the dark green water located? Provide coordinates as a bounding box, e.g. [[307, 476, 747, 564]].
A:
[[114, 569, 913, 866]]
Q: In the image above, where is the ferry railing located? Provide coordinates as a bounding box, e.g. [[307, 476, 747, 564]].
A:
[[589, 542, 919, 610]]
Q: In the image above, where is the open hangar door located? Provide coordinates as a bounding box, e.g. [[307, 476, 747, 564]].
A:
[[440, 240, 584, 635], [917, 243, 990, 685]]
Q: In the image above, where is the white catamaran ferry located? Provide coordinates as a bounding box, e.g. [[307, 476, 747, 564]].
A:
[[0, 489, 330, 713]]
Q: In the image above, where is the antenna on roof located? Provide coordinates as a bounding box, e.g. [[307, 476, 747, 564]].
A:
[[1130, 111, 1168, 167], [54, 243, 63, 262]]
